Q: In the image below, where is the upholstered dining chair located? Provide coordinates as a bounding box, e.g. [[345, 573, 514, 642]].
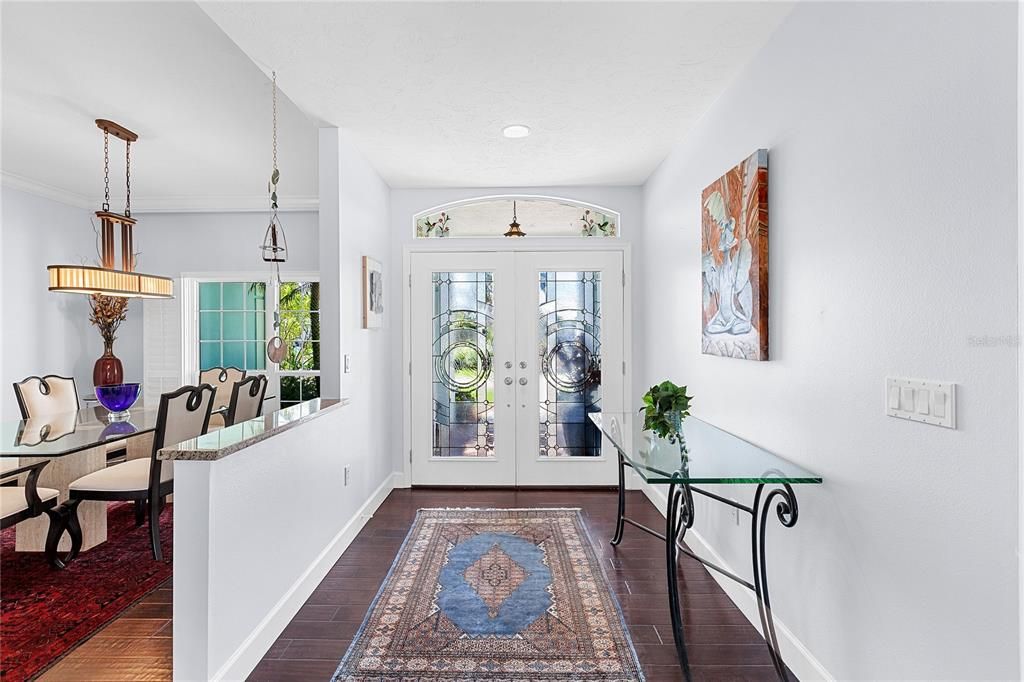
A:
[[0, 460, 71, 567], [62, 384, 215, 561], [13, 375, 79, 418], [199, 367, 245, 428], [225, 375, 269, 427]]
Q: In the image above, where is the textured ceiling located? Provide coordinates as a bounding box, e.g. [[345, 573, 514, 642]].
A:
[[201, 1, 794, 188], [1, 1, 318, 210]]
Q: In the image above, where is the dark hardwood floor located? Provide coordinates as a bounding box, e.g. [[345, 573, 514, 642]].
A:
[[250, 488, 784, 682], [43, 488, 785, 681]]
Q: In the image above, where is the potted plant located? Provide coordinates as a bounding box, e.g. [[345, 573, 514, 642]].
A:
[[640, 380, 694, 444], [89, 294, 129, 387]]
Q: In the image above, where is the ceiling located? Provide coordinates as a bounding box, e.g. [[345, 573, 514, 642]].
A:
[[201, 1, 793, 188], [1, 1, 318, 211], [2, 2, 792, 206]]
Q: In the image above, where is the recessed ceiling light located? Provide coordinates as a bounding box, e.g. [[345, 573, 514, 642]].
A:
[[502, 124, 530, 139]]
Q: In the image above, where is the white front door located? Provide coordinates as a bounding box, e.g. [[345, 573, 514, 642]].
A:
[[410, 250, 624, 486]]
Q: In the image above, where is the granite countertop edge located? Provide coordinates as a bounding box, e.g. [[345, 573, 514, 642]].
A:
[[158, 398, 350, 462]]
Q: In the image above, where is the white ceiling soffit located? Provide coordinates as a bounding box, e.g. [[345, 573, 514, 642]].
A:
[[1, 1, 318, 212], [201, 1, 793, 188]]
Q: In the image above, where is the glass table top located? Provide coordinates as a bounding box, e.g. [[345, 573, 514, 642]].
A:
[[590, 412, 822, 485], [1, 403, 162, 457]]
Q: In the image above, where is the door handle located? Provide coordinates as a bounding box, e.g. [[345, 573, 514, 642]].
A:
[[518, 377, 528, 386], [504, 377, 513, 385], [504, 361, 513, 369], [519, 361, 527, 369]]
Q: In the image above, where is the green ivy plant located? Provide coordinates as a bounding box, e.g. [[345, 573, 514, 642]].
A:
[[640, 380, 694, 443]]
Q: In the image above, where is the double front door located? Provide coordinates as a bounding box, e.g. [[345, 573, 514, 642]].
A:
[[411, 251, 624, 486]]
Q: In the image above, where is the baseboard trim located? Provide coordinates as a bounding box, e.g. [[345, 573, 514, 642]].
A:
[[639, 483, 833, 681], [213, 472, 398, 681]]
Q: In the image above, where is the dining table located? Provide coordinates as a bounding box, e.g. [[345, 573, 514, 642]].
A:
[[1, 402, 163, 553], [1, 394, 275, 554]]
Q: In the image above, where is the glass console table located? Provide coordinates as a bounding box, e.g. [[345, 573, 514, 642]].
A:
[[590, 412, 822, 682]]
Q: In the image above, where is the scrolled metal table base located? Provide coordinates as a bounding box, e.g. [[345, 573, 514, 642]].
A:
[[611, 453, 797, 682]]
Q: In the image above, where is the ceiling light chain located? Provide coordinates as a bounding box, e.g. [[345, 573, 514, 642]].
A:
[[125, 139, 131, 217], [272, 70, 278, 182], [102, 130, 110, 212]]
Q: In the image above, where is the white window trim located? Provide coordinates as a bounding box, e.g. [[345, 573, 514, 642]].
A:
[[180, 271, 320, 405]]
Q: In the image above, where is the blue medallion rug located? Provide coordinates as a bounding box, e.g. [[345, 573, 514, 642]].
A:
[[332, 508, 644, 681]]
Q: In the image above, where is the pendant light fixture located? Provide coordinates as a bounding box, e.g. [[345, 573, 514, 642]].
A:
[[503, 200, 527, 237], [47, 120, 174, 298], [262, 71, 288, 365], [261, 71, 288, 269]]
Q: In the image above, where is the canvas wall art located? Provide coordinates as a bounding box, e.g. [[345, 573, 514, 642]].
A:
[[362, 256, 384, 329], [701, 149, 769, 360]]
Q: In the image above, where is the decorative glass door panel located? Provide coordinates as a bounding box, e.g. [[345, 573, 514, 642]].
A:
[[412, 253, 516, 486], [432, 272, 495, 458], [537, 271, 603, 458], [411, 251, 623, 487]]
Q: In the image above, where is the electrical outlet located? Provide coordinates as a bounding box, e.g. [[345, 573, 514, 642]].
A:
[[344, 465, 351, 486]]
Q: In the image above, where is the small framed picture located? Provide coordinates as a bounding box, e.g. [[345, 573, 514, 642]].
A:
[[362, 256, 384, 329]]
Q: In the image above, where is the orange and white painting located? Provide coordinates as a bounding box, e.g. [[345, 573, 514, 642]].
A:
[[701, 149, 769, 360]]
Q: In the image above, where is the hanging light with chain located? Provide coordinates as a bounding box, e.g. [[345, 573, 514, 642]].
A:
[[262, 71, 288, 365], [47, 120, 173, 298]]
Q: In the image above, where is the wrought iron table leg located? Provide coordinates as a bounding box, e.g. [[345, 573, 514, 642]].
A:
[[751, 483, 799, 682], [611, 452, 626, 546], [665, 482, 692, 681]]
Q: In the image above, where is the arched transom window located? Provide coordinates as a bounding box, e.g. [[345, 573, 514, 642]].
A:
[[413, 196, 619, 239]]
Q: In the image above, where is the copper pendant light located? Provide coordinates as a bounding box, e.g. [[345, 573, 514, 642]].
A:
[[47, 120, 174, 298], [503, 200, 527, 237]]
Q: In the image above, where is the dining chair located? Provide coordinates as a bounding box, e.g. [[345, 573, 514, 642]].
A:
[[62, 384, 215, 560], [0, 460, 72, 567], [200, 367, 245, 429], [225, 375, 269, 427], [13, 375, 79, 418]]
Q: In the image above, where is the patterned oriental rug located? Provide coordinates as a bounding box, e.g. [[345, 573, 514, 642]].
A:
[[333, 508, 644, 681]]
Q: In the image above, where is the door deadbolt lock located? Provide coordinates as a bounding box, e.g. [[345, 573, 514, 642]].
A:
[[518, 377, 528, 386], [504, 377, 513, 385]]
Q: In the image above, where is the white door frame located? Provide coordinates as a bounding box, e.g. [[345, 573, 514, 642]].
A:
[[399, 240, 633, 488]]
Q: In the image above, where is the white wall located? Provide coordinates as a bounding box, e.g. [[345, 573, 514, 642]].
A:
[[0, 186, 142, 419], [639, 2, 1019, 680], [333, 128, 395, 494], [388, 185, 643, 476]]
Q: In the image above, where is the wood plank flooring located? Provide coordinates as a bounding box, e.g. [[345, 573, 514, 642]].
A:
[[37, 488, 788, 681]]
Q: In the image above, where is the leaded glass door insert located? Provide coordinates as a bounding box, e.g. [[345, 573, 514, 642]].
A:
[[537, 271, 602, 458], [432, 272, 495, 458], [411, 251, 623, 487]]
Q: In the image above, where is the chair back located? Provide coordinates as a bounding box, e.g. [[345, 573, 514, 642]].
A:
[[153, 384, 216, 454], [13, 375, 79, 419], [149, 384, 215, 494], [199, 367, 246, 415], [225, 375, 268, 426]]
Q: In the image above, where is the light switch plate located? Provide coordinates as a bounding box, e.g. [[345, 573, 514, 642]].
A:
[[885, 377, 956, 428], [344, 354, 352, 374]]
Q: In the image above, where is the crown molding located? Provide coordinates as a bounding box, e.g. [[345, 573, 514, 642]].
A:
[[1, 171, 318, 214], [1, 171, 92, 208]]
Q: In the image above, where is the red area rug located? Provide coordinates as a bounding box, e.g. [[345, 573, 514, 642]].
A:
[[0, 501, 172, 681]]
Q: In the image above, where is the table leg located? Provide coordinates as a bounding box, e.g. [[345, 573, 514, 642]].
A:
[[15, 445, 107, 552], [665, 482, 692, 681], [751, 483, 799, 682], [611, 452, 626, 546]]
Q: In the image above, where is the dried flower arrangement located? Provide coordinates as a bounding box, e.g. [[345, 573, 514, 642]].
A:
[[88, 294, 129, 349]]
